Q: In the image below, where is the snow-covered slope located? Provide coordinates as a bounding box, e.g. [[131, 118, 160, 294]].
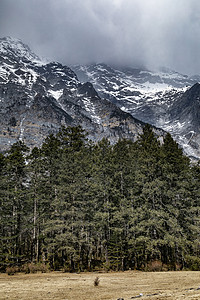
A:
[[72, 63, 200, 159], [1, 36, 200, 159], [0, 37, 147, 151], [0, 36, 41, 62]]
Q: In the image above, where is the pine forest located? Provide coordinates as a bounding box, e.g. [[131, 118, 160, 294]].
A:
[[1, 124, 200, 273]]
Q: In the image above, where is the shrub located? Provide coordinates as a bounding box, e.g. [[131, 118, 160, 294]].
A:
[[185, 255, 200, 271], [94, 276, 100, 286], [28, 262, 37, 273], [6, 266, 18, 275], [38, 263, 50, 273], [22, 263, 30, 274], [22, 262, 50, 274], [147, 260, 163, 272]]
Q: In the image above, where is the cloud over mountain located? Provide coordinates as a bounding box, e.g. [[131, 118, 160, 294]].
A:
[[0, 0, 200, 75]]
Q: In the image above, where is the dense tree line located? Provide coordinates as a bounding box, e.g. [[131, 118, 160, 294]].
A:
[[0, 125, 200, 272]]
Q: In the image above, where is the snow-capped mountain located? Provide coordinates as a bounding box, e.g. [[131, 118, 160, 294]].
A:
[[72, 63, 200, 159], [1, 36, 200, 159], [0, 37, 148, 151]]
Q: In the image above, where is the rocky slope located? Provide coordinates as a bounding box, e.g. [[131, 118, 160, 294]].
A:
[[0, 37, 148, 152], [72, 63, 200, 159], [1, 37, 200, 159]]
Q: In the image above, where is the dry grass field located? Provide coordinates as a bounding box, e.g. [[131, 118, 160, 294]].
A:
[[0, 271, 200, 300]]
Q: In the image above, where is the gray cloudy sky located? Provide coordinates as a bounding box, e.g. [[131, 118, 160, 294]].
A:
[[0, 0, 200, 75]]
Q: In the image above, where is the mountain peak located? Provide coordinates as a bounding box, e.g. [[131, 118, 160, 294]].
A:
[[189, 82, 200, 90], [0, 36, 41, 63], [77, 82, 100, 98], [184, 82, 200, 99], [0, 37, 147, 151]]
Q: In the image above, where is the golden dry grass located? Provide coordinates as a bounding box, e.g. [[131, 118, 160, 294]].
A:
[[0, 271, 200, 300]]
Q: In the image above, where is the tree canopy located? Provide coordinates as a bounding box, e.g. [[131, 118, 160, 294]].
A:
[[0, 125, 200, 272]]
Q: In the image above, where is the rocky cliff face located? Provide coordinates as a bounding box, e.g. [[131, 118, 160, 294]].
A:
[[0, 37, 148, 152], [1, 37, 199, 159], [166, 83, 200, 158], [72, 63, 200, 159]]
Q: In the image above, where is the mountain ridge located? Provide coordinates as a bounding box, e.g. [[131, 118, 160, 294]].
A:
[[72, 63, 200, 159], [0, 36, 200, 159], [0, 37, 151, 152]]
